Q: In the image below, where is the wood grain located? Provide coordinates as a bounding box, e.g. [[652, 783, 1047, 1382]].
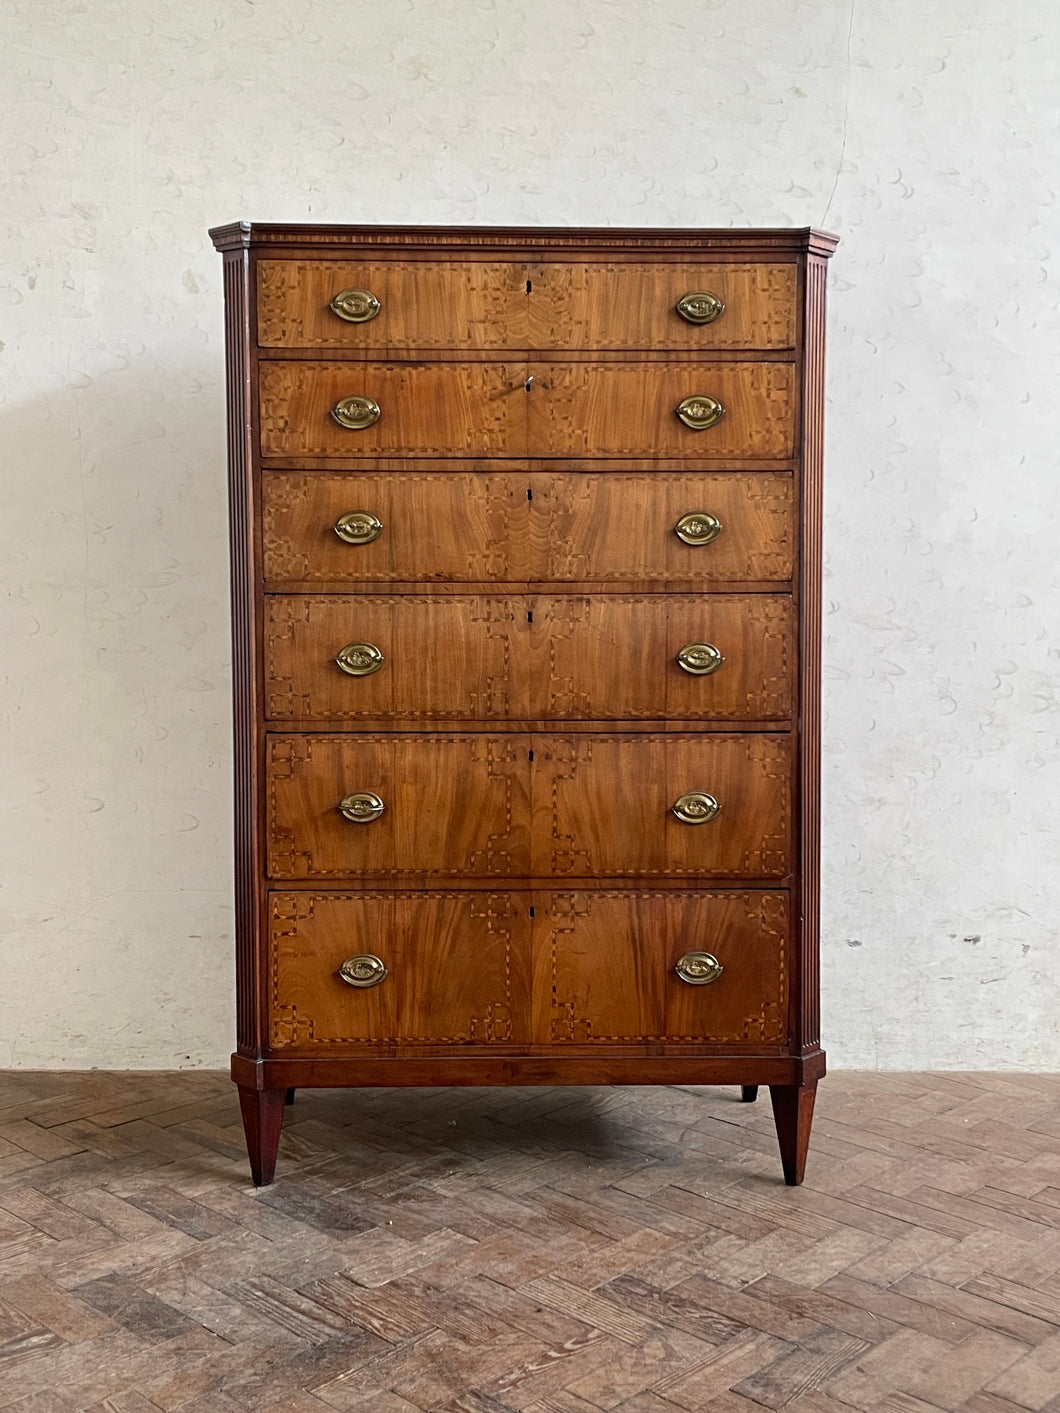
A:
[[266, 734, 531, 880], [257, 258, 527, 348], [262, 471, 534, 583], [267, 892, 531, 1048], [528, 260, 796, 349], [532, 470, 796, 585], [256, 257, 796, 350], [262, 592, 793, 724], [533, 733, 792, 878], [259, 360, 528, 458], [534, 890, 789, 1045], [267, 731, 791, 881], [258, 359, 795, 459], [263, 594, 525, 722], [262, 470, 796, 587], [1, 1067, 1053, 1410], [527, 361, 796, 459], [531, 593, 793, 721]]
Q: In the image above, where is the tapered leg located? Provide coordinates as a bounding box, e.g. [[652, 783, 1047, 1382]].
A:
[[237, 1086, 286, 1186], [285, 1088, 296, 1106], [740, 1085, 759, 1103], [769, 1082, 817, 1186]]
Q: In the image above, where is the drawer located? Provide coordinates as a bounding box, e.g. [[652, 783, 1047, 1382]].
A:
[[255, 259, 796, 352], [528, 262, 796, 350], [261, 471, 795, 586], [258, 361, 795, 460], [267, 732, 790, 880], [267, 892, 531, 1048], [267, 735, 531, 880], [265, 887, 786, 1052], [259, 361, 527, 459], [535, 734, 792, 878], [532, 595, 792, 721], [534, 890, 789, 1044], [258, 259, 528, 349], [262, 472, 532, 583], [534, 472, 795, 584], [264, 595, 525, 722], [263, 594, 793, 724], [528, 362, 795, 460]]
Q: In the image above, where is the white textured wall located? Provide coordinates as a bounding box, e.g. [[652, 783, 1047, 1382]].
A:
[[2, 0, 1058, 1069]]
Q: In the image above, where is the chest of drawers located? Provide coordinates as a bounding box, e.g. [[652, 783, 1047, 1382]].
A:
[[210, 222, 837, 1187]]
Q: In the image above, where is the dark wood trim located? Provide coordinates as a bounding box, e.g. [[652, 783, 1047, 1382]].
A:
[[210, 222, 840, 255], [795, 254, 829, 1054], [233, 1050, 827, 1091], [220, 249, 262, 1057]]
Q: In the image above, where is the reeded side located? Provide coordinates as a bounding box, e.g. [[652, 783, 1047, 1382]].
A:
[[221, 251, 261, 1056]]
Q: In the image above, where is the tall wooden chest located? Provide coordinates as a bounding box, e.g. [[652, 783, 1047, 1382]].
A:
[[210, 223, 837, 1186]]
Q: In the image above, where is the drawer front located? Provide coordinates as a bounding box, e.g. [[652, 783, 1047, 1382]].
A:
[[264, 595, 524, 722], [256, 259, 796, 352], [528, 263, 796, 350], [259, 361, 795, 460], [535, 734, 792, 878], [528, 362, 795, 459], [534, 890, 789, 1044], [535, 472, 794, 584], [267, 892, 530, 1048], [267, 735, 530, 879], [257, 259, 528, 349], [259, 361, 527, 458], [262, 471, 794, 586], [264, 594, 792, 724], [262, 472, 533, 584], [534, 595, 793, 721]]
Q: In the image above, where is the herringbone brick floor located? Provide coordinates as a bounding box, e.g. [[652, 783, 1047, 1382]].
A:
[[0, 1073, 1059, 1412]]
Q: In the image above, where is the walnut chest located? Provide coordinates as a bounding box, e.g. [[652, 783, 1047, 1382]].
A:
[[210, 222, 838, 1186]]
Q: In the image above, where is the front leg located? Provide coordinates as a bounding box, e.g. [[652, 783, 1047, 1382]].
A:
[[237, 1086, 287, 1186], [768, 1082, 818, 1185]]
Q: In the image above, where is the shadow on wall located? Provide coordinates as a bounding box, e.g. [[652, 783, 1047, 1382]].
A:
[[0, 355, 237, 1065]]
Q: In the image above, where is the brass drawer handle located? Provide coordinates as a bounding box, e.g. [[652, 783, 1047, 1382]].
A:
[[675, 512, 722, 546], [672, 791, 720, 824], [675, 951, 724, 985], [335, 642, 384, 677], [676, 642, 723, 676], [338, 954, 388, 987], [676, 291, 725, 325], [334, 511, 383, 544], [676, 396, 725, 430], [338, 791, 385, 823], [332, 395, 381, 430], [330, 288, 381, 323]]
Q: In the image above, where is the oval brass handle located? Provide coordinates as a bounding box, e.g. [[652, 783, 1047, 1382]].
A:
[[676, 291, 725, 325], [334, 511, 383, 545], [330, 288, 381, 323], [338, 954, 388, 987], [672, 791, 720, 824], [676, 396, 725, 430], [332, 395, 381, 430], [676, 642, 724, 676], [338, 791, 385, 823], [335, 642, 384, 677], [675, 511, 722, 546], [675, 951, 724, 985]]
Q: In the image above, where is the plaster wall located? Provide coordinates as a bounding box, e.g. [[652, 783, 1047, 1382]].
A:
[[2, 0, 1058, 1067]]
